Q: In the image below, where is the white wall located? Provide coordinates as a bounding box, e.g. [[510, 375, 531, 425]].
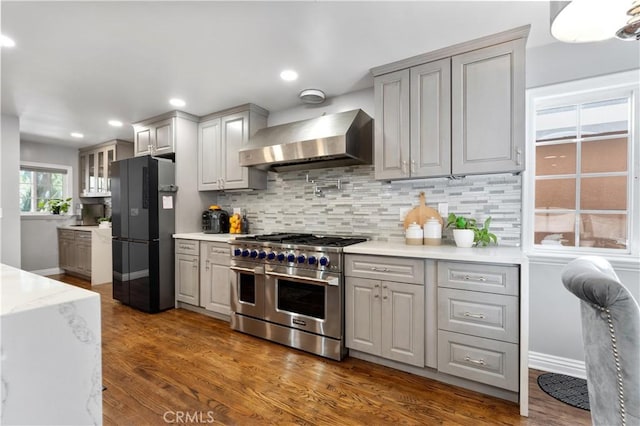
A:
[[1, 114, 21, 268], [20, 140, 79, 272], [525, 39, 640, 375]]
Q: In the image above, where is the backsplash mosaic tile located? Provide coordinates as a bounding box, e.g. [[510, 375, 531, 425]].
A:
[[217, 165, 522, 246]]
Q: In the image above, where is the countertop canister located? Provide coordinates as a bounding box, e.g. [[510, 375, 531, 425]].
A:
[[405, 222, 423, 245], [424, 217, 442, 245]]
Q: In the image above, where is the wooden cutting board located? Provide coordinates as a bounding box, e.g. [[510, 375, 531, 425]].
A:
[[403, 192, 443, 229]]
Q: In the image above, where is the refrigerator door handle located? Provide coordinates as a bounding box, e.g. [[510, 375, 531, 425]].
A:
[[158, 184, 178, 192]]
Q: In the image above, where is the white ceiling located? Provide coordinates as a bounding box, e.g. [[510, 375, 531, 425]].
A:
[[1, 1, 557, 149]]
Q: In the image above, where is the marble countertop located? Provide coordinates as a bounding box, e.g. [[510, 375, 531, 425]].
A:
[[343, 241, 526, 265], [1, 264, 99, 316], [173, 232, 250, 243], [58, 225, 112, 233]]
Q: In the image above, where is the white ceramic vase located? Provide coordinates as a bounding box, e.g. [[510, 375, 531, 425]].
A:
[[453, 229, 475, 248]]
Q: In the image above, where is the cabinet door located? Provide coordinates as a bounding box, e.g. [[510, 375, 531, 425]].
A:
[[452, 39, 525, 175], [345, 277, 382, 356], [79, 154, 88, 196], [134, 126, 152, 156], [105, 145, 116, 193], [221, 111, 250, 189], [410, 59, 451, 178], [201, 261, 230, 315], [175, 253, 199, 305], [381, 281, 425, 367], [76, 239, 92, 275], [374, 69, 410, 180], [153, 118, 175, 156], [198, 118, 222, 190]]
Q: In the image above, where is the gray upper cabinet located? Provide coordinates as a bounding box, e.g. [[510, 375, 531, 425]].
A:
[[371, 26, 528, 180], [198, 104, 269, 191], [79, 139, 133, 197], [133, 111, 199, 158], [451, 39, 525, 175], [374, 69, 410, 180]]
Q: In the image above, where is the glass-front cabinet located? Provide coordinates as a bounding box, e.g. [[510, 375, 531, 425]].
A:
[[79, 139, 134, 197]]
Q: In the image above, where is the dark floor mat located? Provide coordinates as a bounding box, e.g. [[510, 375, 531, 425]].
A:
[[537, 372, 590, 411]]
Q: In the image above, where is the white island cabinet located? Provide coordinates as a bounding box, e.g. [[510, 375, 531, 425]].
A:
[[0, 264, 102, 425]]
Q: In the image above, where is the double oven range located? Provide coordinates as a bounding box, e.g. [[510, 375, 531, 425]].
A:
[[229, 233, 366, 360]]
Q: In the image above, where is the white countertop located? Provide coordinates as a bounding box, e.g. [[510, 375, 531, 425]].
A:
[[1, 264, 99, 316], [173, 232, 247, 243], [58, 225, 112, 234], [343, 241, 526, 265]]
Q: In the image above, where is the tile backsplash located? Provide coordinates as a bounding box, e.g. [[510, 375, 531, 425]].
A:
[[217, 165, 522, 246]]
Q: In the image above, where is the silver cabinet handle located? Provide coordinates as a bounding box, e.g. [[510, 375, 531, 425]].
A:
[[463, 312, 486, 319], [401, 160, 408, 175], [371, 267, 390, 272], [205, 259, 210, 270], [192, 259, 198, 268], [410, 159, 416, 174], [515, 147, 522, 166], [464, 275, 487, 282], [464, 356, 486, 366]]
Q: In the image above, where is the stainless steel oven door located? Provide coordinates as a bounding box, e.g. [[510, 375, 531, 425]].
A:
[[264, 265, 342, 339], [230, 262, 265, 320]]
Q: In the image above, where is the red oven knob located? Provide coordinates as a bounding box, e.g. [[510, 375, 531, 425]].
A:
[[319, 256, 329, 266]]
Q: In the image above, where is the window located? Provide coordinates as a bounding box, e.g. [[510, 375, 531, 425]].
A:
[[19, 162, 72, 214], [526, 71, 639, 256]]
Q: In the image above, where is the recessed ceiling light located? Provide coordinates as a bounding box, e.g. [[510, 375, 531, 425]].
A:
[[280, 70, 298, 81], [108, 120, 123, 127], [0, 34, 15, 48], [169, 98, 186, 107], [71, 132, 84, 138]]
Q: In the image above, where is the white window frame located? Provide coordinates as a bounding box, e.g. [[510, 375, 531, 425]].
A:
[[524, 70, 639, 262], [20, 161, 73, 216]]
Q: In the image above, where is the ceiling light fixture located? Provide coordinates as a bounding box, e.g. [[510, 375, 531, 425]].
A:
[[169, 98, 186, 107], [617, 0, 640, 39], [280, 70, 298, 81], [0, 34, 16, 48], [299, 89, 326, 104], [71, 132, 84, 138], [108, 120, 123, 127], [550, 0, 630, 43]]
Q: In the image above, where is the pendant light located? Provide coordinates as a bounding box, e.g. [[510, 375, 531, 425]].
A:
[[550, 0, 630, 43], [616, 0, 640, 40]]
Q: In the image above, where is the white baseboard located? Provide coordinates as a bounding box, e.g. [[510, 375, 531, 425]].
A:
[[529, 351, 586, 379], [30, 267, 63, 276]]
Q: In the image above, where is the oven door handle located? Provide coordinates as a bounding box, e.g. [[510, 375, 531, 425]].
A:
[[266, 271, 339, 287], [230, 266, 265, 275]]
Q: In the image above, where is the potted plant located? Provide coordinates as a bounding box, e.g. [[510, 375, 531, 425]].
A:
[[39, 197, 72, 215], [98, 217, 112, 228], [446, 213, 477, 248], [446, 213, 498, 247]]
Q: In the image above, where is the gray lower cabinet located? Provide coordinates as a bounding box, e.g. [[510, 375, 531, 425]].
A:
[[372, 27, 527, 179], [175, 239, 200, 305], [58, 229, 92, 277], [345, 255, 425, 367], [199, 242, 230, 316], [436, 260, 520, 391]]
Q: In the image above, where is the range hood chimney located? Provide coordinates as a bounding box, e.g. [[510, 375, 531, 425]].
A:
[[239, 109, 372, 172]]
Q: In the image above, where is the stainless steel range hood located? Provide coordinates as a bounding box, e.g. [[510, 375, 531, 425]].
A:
[[239, 109, 372, 172]]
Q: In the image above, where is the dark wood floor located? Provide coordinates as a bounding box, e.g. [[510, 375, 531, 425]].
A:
[[49, 274, 591, 425]]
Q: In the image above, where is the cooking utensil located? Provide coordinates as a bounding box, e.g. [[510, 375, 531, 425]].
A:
[[403, 192, 443, 229]]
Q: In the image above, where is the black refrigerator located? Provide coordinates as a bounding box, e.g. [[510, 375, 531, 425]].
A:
[[111, 156, 177, 313]]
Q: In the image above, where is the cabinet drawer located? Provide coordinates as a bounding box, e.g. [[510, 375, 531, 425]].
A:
[[201, 243, 229, 266], [346, 255, 424, 285], [176, 239, 199, 256], [58, 229, 75, 240], [438, 288, 518, 343], [437, 261, 518, 295], [438, 330, 518, 391]]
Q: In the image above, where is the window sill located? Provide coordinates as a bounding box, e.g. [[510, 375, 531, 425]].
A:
[[525, 249, 640, 270]]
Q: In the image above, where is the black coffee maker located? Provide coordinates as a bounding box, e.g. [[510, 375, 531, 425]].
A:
[[202, 206, 230, 234]]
